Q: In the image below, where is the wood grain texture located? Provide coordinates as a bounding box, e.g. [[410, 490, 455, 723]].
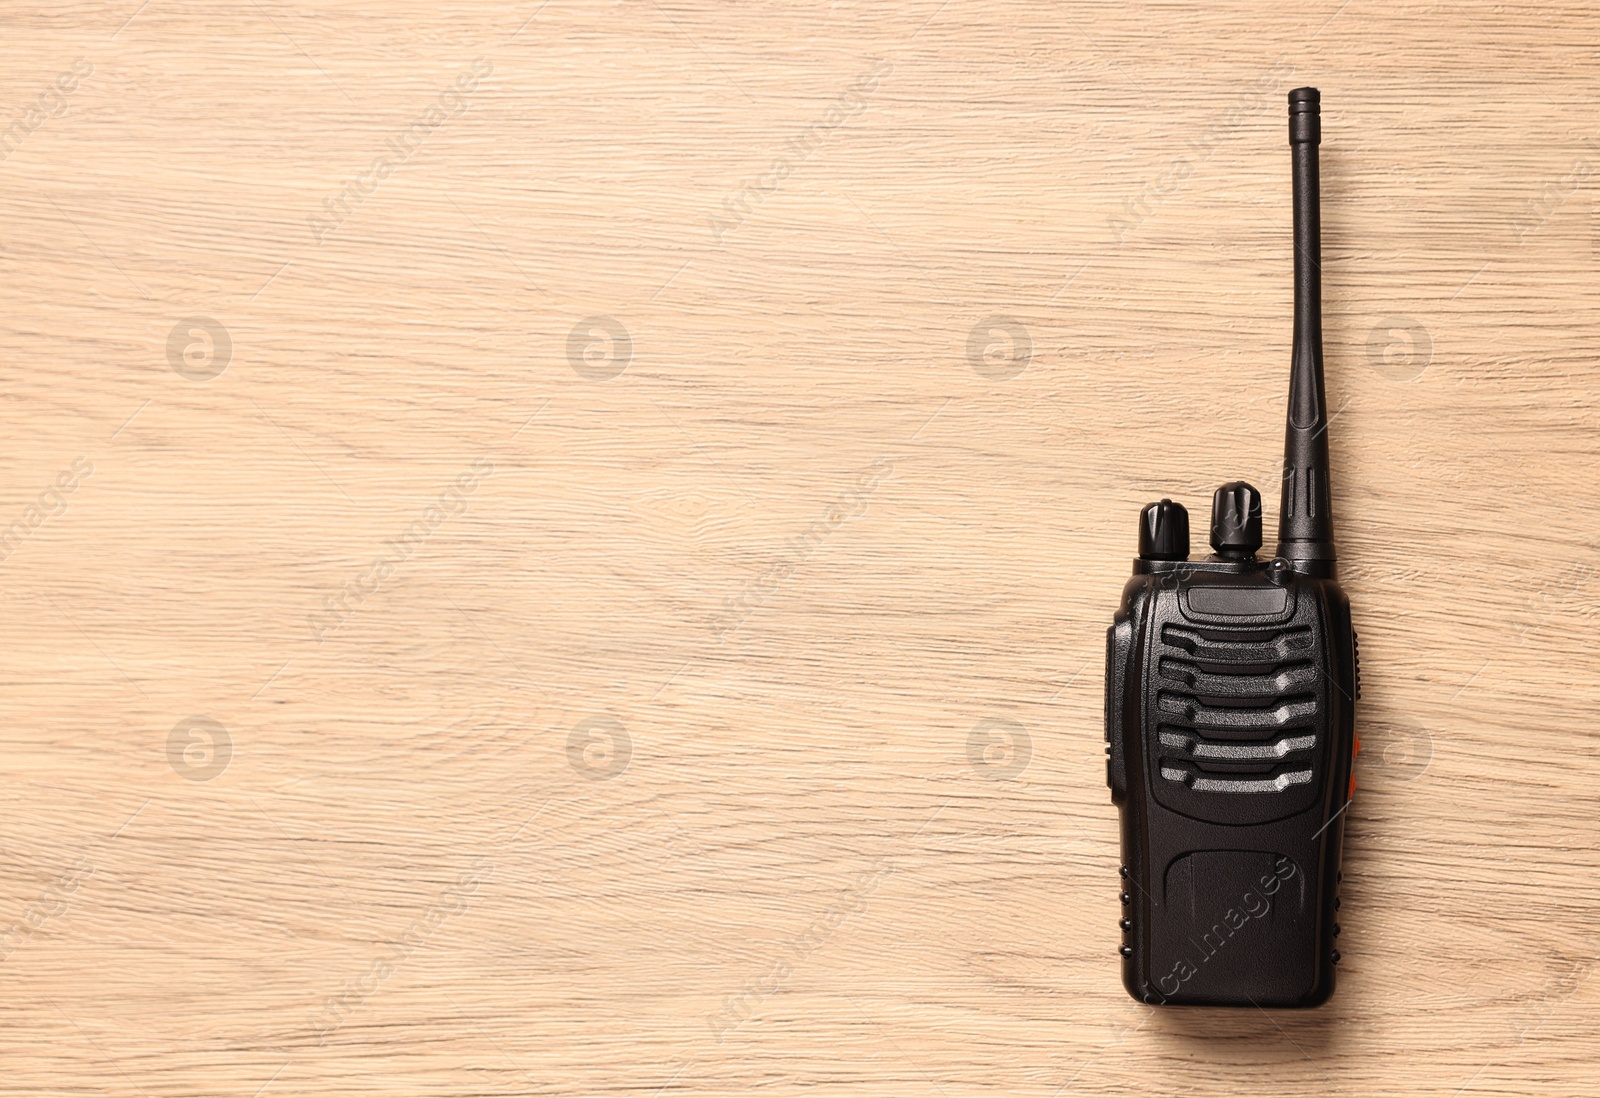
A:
[[1, 1, 1597, 1094]]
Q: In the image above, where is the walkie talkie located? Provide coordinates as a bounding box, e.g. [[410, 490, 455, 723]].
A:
[[1105, 88, 1357, 1008]]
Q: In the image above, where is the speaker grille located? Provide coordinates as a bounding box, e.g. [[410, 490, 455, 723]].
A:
[[1155, 623, 1319, 794]]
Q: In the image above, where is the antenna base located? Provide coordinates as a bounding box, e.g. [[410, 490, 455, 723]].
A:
[[1275, 541, 1337, 579]]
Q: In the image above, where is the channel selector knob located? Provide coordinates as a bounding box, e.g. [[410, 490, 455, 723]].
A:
[[1138, 499, 1189, 561]]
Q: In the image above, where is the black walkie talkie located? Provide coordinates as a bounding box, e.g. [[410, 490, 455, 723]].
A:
[[1105, 88, 1358, 1008]]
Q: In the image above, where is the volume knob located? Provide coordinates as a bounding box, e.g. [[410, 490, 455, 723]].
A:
[[1210, 482, 1262, 558], [1139, 499, 1189, 561]]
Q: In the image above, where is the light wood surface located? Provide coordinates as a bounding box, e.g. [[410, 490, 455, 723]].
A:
[[3, 2, 1598, 1094]]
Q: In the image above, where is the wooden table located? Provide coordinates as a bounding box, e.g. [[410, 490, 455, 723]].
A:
[[3, 2, 1595, 1094]]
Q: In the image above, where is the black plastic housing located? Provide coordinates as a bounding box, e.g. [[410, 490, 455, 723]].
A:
[[1107, 556, 1356, 1006]]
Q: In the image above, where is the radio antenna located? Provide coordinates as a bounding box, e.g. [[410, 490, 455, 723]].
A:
[[1276, 87, 1336, 571]]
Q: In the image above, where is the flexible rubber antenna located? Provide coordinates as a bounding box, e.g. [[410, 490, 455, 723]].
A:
[[1277, 87, 1336, 570]]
